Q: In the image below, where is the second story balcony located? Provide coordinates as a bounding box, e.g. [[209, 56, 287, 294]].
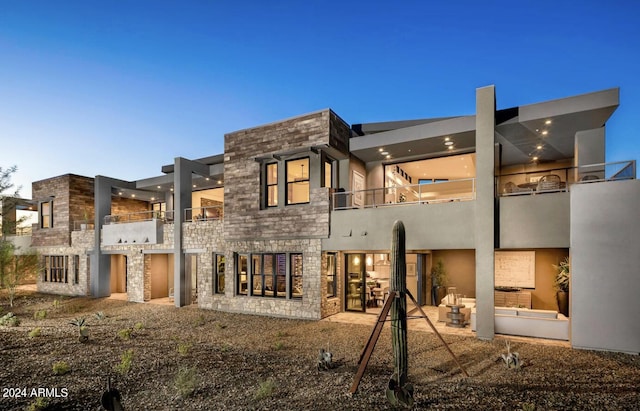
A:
[[332, 178, 476, 210]]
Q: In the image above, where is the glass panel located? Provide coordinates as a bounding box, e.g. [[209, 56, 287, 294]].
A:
[[267, 185, 278, 207], [237, 255, 248, 295], [263, 254, 274, 296], [275, 253, 286, 298], [252, 254, 263, 296], [41, 202, 51, 228], [291, 254, 303, 298], [286, 158, 309, 205], [267, 163, 278, 185], [324, 161, 332, 188], [326, 253, 336, 297], [346, 254, 365, 311], [215, 254, 225, 294]]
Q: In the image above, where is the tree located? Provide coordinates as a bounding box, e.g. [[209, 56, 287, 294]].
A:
[[0, 165, 36, 305]]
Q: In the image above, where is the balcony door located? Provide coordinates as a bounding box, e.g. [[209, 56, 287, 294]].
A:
[[345, 253, 366, 312]]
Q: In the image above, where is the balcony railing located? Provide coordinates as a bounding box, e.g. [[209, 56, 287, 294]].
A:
[[333, 178, 476, 210], [104, 210, 175, 225], [72, 220, 95, 231], [184, 205, 224, 222], [499, 160, 636, 196]]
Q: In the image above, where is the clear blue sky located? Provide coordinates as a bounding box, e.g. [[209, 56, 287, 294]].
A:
[[1, 1, 639, 198]]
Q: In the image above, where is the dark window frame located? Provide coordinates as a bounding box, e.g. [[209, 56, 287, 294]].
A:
[[285, 157, 310, 205], [325, 252, 337, 298], [265, 162, 278, 208], [214, 253, 225, 294], [40, 200, 53, 229], [42, 255, 68, 283], [290, 253, 303, 299], [236, 253, 248, 296]]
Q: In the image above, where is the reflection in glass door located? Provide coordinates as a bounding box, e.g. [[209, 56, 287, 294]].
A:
[[345, 253, 366, 312]]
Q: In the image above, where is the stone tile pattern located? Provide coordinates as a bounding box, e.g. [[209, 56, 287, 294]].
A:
[[32, 174, 94, 247], [223, 110, 334, 241], [37, 229, 94, 296]]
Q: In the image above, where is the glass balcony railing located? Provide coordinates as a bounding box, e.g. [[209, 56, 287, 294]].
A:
[[104, 210, 175, 225], [499, 160, 636, 196], [184, 205, 224, 222], [333, 178, 476, 210]]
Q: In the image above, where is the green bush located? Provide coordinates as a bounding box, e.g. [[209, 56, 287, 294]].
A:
[[27, 397, 49, 411], [0, 312, 20, 327], [174, 367, 198, 398], [28, 327, 41, 338], [115, 349, 134, 375], [274, 341, 284, 351], [33, 310, 47, 321], [134, 322, 144, 330], [177, 342, 192, 356], [254, 379, 276, 401], [117, 328, 132, 340], [52, 361, 70, 376]]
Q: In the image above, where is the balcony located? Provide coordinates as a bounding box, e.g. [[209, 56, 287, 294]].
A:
[[332, 178, 476, 210], [500, 160, 635, 197], [102, 210, 173, 247], [184, 205, 224, 222]]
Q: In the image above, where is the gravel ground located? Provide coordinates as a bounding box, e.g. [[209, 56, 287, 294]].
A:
[[1, 290, 639, 411]]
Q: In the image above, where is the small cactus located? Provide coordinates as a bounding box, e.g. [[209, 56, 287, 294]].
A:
[[69, 317, 89, 343], [501, 340, 522, 369]]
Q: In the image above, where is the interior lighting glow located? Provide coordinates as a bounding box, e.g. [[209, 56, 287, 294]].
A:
[[542, 130, 548, 136], [444, 141, 454, 146], [545, 120, 552, 125], [447, 146, 454, 150], [381, 151, 389, 155], [536, 145, 543, 150]]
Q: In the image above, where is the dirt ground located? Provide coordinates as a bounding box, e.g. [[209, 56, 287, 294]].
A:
[[1, 289, 639, 410]]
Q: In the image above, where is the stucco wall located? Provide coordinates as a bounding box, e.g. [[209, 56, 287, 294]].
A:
[[570, 180, 640, 354]]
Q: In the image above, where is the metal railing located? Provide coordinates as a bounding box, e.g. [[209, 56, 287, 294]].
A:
[[104, 210, 175, 225], [499, 160, 636, 196], [184, 205, 224, 222], [333, 178, 476, 210], [72, 220, 95, 231]]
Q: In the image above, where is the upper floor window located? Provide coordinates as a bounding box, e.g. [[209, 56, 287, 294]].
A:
[[152, 202, 166, 219], [323, 159, 333, 188], [266, 163, 278, 207], [40, 200, 52, 228], [286, 158, 309, 205]]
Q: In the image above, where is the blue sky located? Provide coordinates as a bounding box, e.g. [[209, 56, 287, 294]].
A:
[[1, 1, 639, 198]]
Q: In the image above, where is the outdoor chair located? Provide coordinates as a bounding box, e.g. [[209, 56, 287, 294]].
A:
[[537, 174, 561, 191]]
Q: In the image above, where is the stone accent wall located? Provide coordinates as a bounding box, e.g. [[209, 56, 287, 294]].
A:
[[36, 229, 95, 296], [198, 238, 323, 320], [143, 254, 151, 302], [224, 110, 337, 241], [111, 197, 150, 217]]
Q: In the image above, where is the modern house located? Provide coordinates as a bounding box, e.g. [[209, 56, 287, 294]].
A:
[[26, 86, 639, 354]]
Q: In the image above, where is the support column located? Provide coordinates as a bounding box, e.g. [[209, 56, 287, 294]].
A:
[[475, 85, 496, 340]]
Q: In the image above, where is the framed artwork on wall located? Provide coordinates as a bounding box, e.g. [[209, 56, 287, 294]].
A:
[[352, 170, 365, 207], [406, 263, 416, 277]]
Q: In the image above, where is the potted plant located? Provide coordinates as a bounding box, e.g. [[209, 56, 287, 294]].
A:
[[553, 257, 570, 316], [431, 259, 448, 306]]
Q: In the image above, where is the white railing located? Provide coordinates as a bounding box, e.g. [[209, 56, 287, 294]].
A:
[[104, 210, 175, 225], [184, 205, 224, 222], [333, 178, 476, 210]]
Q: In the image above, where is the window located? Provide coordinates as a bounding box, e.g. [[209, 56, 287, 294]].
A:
[[325, 253, 336, 298], [40, 200, 52, 228], [236, 252, 303, 299], [286, 158, 309, 205], [252, 253, 287, 298], [290, 253, 303, 299], [236, 254, 248, 295], [73, 255, 80, 285], [42, 255, 68, 283], [152, 202, 166, 219], [323, 159, 333, 188], [214, 253, 225, 294], [266, 163, 278, 207]]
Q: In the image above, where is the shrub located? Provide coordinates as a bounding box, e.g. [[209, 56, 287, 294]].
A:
[[52, 299, 61, 310], [69, 317, 89, 343], [94, 311, 106, 321], [254, 379, 276, 401], [0, 312, 20, 327], [174, 367, 198, 398], [33, 310, 47, 321], [52, 361, 70, 376], [134, 322, 144, 330], [115, 349, 134, 375], [193, 314, 206, 327], [27, 397, 49, 411], [118, 328, 132, 340], [28, 327, 41, 339], [177, 342, 192, 356], [274, 341, 284, 351]]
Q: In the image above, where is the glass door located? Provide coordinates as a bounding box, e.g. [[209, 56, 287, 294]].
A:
[[345, 253, 366, 312]]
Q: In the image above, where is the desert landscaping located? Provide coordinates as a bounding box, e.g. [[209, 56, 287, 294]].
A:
[[1, 289, 639, 410]]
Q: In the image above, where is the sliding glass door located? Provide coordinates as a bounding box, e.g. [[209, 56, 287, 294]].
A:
[[345, 253, 366, 312]]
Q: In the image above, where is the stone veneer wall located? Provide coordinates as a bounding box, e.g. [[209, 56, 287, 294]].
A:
[[36, 229, 94, 296], [101, 223, 175, 302], [32, 175, 72, 247], [223, 110, 335, 241]]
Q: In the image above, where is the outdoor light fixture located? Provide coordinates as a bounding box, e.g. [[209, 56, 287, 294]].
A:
[[444, 141, 454, 146], [448, 146, 454, 150], [545, 119, 552, 125], [381, 151, 389, 155], [542, 130, 548, 136], [537, 145, 543, 150]]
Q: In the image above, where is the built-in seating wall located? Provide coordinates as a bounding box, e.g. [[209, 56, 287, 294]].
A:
[[495, 248, 568, 311]]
